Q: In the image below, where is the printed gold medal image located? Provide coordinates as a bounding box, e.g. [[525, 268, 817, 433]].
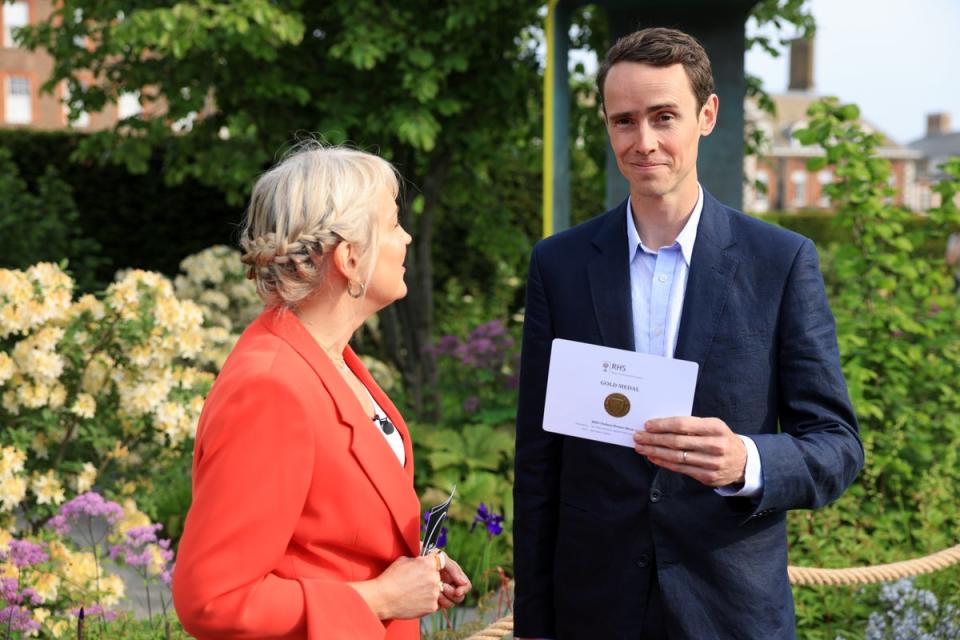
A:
[[603, 392, 631, 418]]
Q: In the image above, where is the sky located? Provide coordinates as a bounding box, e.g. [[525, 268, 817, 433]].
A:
[[745, 0, 960, 145]]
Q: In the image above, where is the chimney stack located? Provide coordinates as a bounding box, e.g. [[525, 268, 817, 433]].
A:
[[927, 112, 951, 137], [788, 38, 814, 92]]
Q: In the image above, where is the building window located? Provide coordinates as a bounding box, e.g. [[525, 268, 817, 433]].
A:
[[3, 2, 29, 48], [754, 169, 770, 212], [62, 81, 90, 128], [817, 170, 833, 207], [5, 76, 32, 124], [791, 170, 807, 208], [118, 91, 142, 120]]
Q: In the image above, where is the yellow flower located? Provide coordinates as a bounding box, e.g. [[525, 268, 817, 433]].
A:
[[0, 446, 27, 476], [60, 549, 97, 588], [0, 352, 15, 384], [48, 383, 67, 409], [120, 481, 137, 495], [178, 328, 204, 358], [46, 619, 69, 638], [69, 293, 105, 320], [33, 327, 65, 352], [0, 527, 12, 550], [81, 355, 113, 395], [75, 462, 97, 493], [100, 573, 126, 606], [2, 389, 20, 414], [29, 572, 60, 601], [109, 440, 130, 461], [115, 498, 151, 535], [30, 433, 49, 460], [17, 381, 49, 409], [0, 476, 28, 512], [47, 539, 69, 562], [30, 470, 65, 506], [32, 606, 50, 624], [70, 393, 96, 419]]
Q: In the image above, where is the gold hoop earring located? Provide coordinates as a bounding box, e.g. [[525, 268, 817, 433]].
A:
[[347, 281, 366, 298]]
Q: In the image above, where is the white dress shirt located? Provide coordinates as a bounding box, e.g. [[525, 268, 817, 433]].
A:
[[626, 185, 762, 498]]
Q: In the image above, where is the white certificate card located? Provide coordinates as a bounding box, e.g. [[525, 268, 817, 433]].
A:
[[542, 339, 700, 448]]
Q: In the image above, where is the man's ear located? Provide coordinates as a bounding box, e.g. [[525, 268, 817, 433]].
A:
[[699, 94, 719, 136]]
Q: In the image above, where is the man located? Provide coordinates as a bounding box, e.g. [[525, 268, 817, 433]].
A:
[[513, 28, 863, 639]]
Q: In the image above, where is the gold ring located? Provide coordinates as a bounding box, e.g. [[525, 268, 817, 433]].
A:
[[682, 450, 688, 464], [434, 553, 442, 571], [438, 580, 444, 591]]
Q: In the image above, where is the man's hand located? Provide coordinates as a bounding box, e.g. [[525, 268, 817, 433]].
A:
[[633, 417, 746, 487]]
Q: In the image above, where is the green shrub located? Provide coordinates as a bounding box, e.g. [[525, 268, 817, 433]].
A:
[[786, 99, 960, 638]]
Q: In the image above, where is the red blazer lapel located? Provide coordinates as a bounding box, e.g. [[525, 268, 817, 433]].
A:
[[262, 307, 421, 557]]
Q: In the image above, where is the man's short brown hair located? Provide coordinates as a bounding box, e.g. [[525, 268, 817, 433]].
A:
[[597, 27, 715, 112]]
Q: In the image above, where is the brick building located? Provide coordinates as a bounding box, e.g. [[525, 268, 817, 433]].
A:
[[743, 38, 923, 213], [908, 112, 960, 209], [0, 0, 139, 130]]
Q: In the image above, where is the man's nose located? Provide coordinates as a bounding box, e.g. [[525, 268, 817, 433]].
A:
[[631, 121, 657, 155]]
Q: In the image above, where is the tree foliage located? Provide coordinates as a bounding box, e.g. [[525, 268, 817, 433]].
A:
[[18, 0, 543, 416]]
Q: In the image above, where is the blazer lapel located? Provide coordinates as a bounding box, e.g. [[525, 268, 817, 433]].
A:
[[674, 191, 740, 369], [264, 308, 421, 557], [346, 347, 415, 480], [587, 201, 635, 350]]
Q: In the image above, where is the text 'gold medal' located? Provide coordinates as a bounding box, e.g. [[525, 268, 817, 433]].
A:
[[603, 392, 630, 418]]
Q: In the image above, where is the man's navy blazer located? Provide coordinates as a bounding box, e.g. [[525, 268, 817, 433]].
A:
[[513, 190, 864, 639]]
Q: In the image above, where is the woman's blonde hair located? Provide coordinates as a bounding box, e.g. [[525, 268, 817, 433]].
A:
[[239, 142, 399, 308]]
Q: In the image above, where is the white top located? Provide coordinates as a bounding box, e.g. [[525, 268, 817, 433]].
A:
[[365, 386, 406, 466]]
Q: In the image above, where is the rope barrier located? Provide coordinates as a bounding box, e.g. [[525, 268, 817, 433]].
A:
[[464, 544, 960, 639], [787, 543, 960, 586]]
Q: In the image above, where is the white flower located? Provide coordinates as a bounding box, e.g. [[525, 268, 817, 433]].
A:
[[70, 393, 96, 419], [75, 462, 97, 493], [0, 353, 16, 385], [30, 470, 65, 506], [48, 383, 67, 409], [0, 475, 28, 511], [0, 446, 27, 477]]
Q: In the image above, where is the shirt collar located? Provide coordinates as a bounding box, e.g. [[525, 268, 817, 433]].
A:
[[626, 183, 703, 266]]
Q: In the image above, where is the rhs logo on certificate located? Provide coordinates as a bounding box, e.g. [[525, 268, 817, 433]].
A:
[[542, 339, 699, 448]]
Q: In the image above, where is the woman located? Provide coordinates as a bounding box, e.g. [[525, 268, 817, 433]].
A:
[[173, 144, 470, 639]]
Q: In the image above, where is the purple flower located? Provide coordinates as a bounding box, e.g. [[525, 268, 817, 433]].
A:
[[3, 539, 48, 568], [0, 578, 19, 603], [471, 503, 505, 537], [46, 492, 124, 536], [0, 605, 41, 633], [109, 523, 174, 575], [470, 320, 507, 339], [434, 335, 460, 356], [70, 604, 118, 622], [420, 511, 448, 550]]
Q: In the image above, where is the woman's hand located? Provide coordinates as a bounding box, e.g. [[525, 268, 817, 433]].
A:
[[438, 553, 471, 609], [349, 555, 442, 620]]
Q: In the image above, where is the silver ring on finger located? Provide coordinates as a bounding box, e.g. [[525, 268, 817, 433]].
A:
[[681, 450, 688, 464]]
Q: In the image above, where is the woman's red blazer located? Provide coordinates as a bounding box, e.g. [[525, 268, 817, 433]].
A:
[[173, 307, 422, 639]]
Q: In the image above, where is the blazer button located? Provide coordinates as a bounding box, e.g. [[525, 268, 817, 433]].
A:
[[650, 489, 662, 503], [636, 553, 651, 568]]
